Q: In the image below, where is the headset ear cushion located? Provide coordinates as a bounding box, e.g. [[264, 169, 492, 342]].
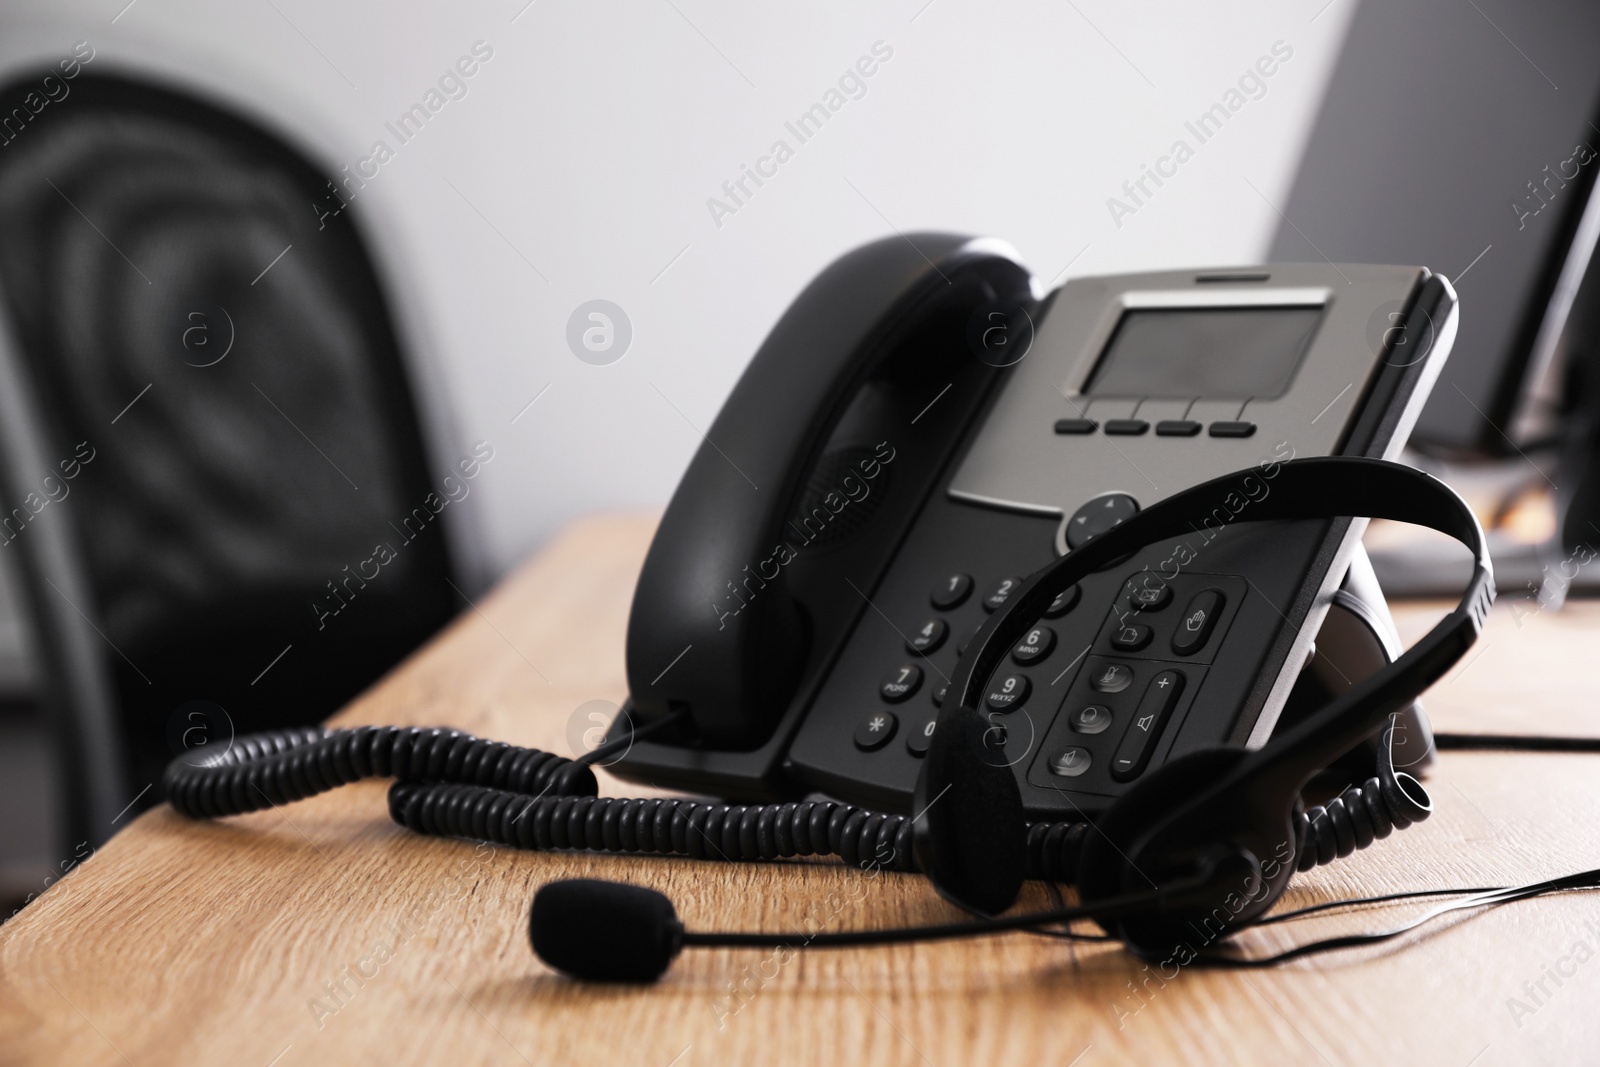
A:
[[913, 709, 1026, 914]]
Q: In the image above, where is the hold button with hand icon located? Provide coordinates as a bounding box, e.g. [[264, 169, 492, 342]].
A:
[[1171, 590, 1224, 655]]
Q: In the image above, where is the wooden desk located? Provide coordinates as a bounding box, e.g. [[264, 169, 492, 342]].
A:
[[4, 516, 1599, 1066]]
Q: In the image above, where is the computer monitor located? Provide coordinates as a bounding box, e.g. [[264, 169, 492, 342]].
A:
[[1269, 0, 1600, 454]]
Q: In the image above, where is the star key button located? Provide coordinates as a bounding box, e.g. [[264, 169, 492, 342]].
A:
[[854, 710, 898, 751]]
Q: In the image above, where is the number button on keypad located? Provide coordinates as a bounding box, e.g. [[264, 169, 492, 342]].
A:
[[983, 577, 1023, 612], [906, 618, 948, 656], [931, 574, 973, 610], [1012, 626, 1056, 664], [907, 716, 938, 757], [1043, 584, 1081, 619], [985, 673, 1031, 712], [879, 665, 923, 703]]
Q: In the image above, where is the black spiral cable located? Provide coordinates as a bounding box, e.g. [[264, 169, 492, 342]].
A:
[[1292, 738, 1433, 872], [163, 724, 1429, 882]]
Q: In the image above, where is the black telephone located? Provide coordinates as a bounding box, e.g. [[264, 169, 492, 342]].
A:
[[169, 234, 1533, 980], [611, 234, 1458, 822]]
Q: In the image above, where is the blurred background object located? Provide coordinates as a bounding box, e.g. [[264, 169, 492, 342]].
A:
[[0, 74, 465, 908], [1267, 0, 1600, 601]]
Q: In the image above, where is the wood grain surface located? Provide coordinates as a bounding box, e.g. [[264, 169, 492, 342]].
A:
[[3, 515, 1599, 1066]]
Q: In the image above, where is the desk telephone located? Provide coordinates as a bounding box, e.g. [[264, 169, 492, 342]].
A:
[[611, 234, 1457, 822], [177, 234, 1538, 980]]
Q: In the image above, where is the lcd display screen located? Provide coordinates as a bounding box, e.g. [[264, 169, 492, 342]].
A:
[[1084, 305, 1323, 399]]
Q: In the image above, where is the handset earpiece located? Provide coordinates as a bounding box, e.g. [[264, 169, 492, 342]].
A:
[[916, 456, 1493, 936]]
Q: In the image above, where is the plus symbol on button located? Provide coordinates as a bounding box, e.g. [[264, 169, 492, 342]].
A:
[[1157, 677, 1170, 689]]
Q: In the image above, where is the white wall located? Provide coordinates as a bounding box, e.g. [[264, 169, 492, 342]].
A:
[[0, 0, 1356, 580]]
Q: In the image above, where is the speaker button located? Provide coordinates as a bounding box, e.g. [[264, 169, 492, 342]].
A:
[[1048, 747, 1092, 777]]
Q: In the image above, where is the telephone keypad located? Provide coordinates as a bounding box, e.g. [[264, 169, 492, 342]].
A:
[[906, 618, 949, 655], [1011, 626, 1056, 664], [854, 710, 898, 751], [879, 665, 922, 703], [836, 564, 1239, 809], [930, 573, 973, 609]]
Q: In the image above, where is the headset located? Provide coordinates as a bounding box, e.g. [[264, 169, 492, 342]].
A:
[[169, 456, 1556, 984]]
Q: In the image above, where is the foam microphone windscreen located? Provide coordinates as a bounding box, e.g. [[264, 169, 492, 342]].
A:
[[529, 879, 684, 982]]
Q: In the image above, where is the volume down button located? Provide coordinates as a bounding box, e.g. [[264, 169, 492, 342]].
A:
[[1109, 670, 1185, 782]]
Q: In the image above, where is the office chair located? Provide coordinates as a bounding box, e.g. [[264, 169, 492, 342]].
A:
[[0, 75, 462, 853]]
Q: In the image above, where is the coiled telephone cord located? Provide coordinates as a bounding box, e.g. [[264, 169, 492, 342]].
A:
[[163, 724, 1428, 881]]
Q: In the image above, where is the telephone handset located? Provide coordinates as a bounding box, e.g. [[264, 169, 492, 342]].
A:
[[613, 235, 1458, 822]]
